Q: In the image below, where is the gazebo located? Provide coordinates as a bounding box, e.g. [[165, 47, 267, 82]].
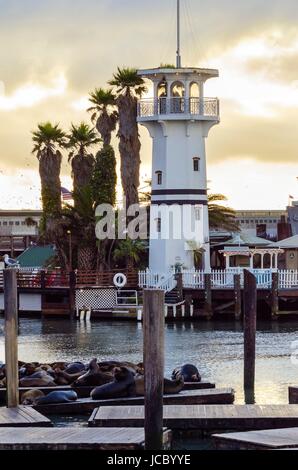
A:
[[216, 233, 283, 269]]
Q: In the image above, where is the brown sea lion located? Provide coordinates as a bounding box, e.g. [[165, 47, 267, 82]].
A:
[[172, 364, 201, 382], [90, 367, 136, 400], [19, 375, 56, 388], [21, 389, 45, 405], [134, 376, 184, 396], [72, 369, 113, 387], [54, 368, 85, 385]]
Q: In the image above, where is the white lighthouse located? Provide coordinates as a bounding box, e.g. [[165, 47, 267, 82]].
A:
[[137, 1, 219, 273]]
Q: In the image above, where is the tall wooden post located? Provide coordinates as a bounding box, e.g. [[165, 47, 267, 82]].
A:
[[234, 274, 241, 320], [204, 273, 212, 319], [271, 272, 279, 320], [243, 270, 256, 401], [143, 289, 165, 450], [175, 272, 183, 319], [4, 269, 19, 407]]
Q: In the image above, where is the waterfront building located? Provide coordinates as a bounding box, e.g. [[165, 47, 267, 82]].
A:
[[0, 210, 41, 256]]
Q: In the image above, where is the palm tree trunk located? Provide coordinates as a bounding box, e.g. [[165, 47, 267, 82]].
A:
[[117, 93, 140, 208], [39, 148, 62, 218], [71, 154, 94, 207]]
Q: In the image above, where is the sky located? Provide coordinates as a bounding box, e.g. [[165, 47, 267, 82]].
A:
[[1, 0, 298, 210]]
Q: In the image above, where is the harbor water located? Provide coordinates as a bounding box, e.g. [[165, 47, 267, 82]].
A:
[[0, 317, 298, 405]]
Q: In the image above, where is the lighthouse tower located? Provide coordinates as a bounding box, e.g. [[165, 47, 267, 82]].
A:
[[137, 1, 219, 273]]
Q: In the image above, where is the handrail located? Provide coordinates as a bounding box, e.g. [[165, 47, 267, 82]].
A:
[[137, 97, 219, 118]]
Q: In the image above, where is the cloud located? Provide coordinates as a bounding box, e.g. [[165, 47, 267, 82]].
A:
[[0, 74, 67, 111]]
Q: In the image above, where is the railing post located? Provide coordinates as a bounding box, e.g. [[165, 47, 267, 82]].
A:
[[234, 274, 242, 320], [69, 271, 76, 317], [4, 269, 19, 407], [243, 270, 257, 404], [40, 270, 46, 290], [143, 289, 165, 450], [271, 272, 279, 320]]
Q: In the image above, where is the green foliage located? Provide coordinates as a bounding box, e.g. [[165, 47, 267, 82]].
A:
[[208, 193, 239, 232], [159, 63, 176, 69], [113, 238, 146, 268], [87, 88, 116, 116], [67, 122, 101, 160], [32, 122, 67, 155], [91, 145, 117, 207], [108, 67, 147, 97]]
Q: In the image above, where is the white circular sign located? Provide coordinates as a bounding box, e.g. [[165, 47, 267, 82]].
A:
[[113, 273, 127, 288]]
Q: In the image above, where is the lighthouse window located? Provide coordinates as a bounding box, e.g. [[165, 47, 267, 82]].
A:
[[156, 171, 162, 185], [193, 158, 200, 172], [156, 217, 161, 233]]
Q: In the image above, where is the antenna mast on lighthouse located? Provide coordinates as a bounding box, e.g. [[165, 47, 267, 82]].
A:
[[176, 0, 182, 68]]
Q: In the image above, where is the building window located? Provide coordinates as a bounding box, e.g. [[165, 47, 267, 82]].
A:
[[3, 221, 7, 226], [193, 157, 200, 172], [15, 221, 20, 226], [156, 217, 161, 233], [156, 171, 162, 185], [9, 221, 13, 226]]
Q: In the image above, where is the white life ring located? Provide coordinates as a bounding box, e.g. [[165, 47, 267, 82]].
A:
[[113, 273, 127, 288]]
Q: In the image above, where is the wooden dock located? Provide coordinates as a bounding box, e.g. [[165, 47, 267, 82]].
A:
[[89, 404, 298, 431], [0, 406, 51, 427], [0, 427, 171, 450], [213, 427, 298, 450], [0, 381, 216, 403], [34, 388, 234, 415]]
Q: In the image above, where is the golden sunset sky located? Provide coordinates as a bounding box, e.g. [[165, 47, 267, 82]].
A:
[[1, 0, 298, 210]]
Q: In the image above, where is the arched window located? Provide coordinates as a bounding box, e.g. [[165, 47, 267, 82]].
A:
[[156, 171, 162, 185], [190, 82, 200, 113], [190, 82, 200, 97], [170, 81, 185, 113], [193, 157, 200, 172], [158, 80, 167, 114]]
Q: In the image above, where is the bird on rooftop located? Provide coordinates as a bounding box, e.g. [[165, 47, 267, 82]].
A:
[[3, 254, 19, 268]]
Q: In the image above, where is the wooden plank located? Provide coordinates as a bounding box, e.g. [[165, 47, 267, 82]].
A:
[[89, 404, 298, 431], [0, 427, 171, 450], [213, 427, 298, 450], [34, 388, 234, 415], [0, 406, 51, 427]]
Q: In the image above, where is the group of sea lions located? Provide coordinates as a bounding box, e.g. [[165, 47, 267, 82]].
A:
[[0, 359, 201, 405]]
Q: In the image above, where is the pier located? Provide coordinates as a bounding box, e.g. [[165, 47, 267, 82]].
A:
[[0, 406, 51, 427]]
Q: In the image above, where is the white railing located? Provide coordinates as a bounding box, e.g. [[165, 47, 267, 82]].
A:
[[279, 270, 298, 289], [137, 97, 219, 119], [116, 290, 138, 306], [139, 268, 298, 290]]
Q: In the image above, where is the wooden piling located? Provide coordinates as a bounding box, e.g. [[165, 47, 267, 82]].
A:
[[204, 273, 212, 319], [143, 289, 165, 450], [243, 270, 257, 401], [234, 274, 241, 320], [4, 269, 19, 407], [271, 272, 279, 320]]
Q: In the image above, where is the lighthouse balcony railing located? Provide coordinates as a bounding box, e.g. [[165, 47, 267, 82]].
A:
[[137, 97, 219, 118]]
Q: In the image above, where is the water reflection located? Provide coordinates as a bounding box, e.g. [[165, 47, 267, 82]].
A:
[[0, 317, 298, 404]]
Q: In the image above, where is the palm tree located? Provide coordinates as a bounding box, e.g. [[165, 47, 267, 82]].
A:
[[113, 238, 146, 271], [32, 122, 66, 232], [63, 186, 97, 271], [208, 193, 239, 232], [67, 122, 100, 207], [108, 67, 147, 208], [87, 88, 118, 146]]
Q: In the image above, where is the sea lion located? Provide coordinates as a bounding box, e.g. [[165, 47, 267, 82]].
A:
[[90, 367, 136, 400], [35, 390, 78, 405], [64, 362, 86, 374], [72, 358, 113, 387], [21, 389, 45, 405], [19, 375, 56, 388], [134, 376, 184, 396], [97, 361, 142, 374], [172, 364, 201, 382], [54, 368, 85, 385]]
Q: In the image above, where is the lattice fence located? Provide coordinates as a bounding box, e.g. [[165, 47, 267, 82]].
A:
[[75, 288, 117, 311]]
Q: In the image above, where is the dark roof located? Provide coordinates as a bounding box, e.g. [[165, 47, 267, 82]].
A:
[[17, 245, 55, 268]]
